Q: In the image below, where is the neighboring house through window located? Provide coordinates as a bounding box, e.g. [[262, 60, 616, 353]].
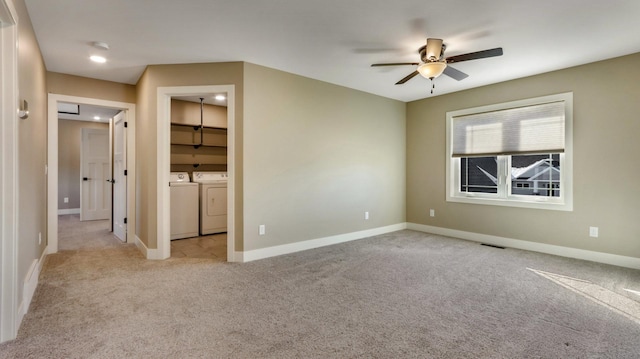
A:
[[446, 93, 573, 211]]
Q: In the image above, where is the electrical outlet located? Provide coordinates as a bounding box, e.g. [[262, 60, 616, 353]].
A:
[[259, 225, 266, 236], [365, 211, 369, 220], [589, 226, 599, 238], [429, 209, 435, 217], [64, 197, 69, 203]]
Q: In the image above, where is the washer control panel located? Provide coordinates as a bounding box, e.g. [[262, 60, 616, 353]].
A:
[[169, 172, 191, 183]]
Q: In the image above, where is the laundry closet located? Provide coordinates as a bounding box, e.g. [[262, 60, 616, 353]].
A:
[[169, 97, 228, 259]]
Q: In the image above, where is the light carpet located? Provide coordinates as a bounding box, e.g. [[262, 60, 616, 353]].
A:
[[1, 230, 640, 358]]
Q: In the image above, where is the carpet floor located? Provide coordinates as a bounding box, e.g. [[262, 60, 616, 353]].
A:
[[1, 229, 640, 358]]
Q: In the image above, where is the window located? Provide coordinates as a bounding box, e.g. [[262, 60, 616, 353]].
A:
[[446, 93, 573, 211]]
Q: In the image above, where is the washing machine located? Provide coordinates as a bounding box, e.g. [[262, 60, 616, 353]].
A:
[[169, 172, 199, 240], [192, 171, 228, 235]]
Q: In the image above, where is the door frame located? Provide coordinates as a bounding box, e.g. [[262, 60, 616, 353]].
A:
[[157, 85, 236, 261], [47, 94, 136, 253], [0, 0, 19, 343]]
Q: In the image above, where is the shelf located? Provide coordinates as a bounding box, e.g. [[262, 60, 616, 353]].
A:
[[171, 99, 227, 128], [171, 145, 227, 166], [171, 126, 227, 147], [171, 144, 227, 153], [170, 142, 227, 148], [170, 100, 228, 169], [171, 123, 227, 131], [171, 163, 227, 172]]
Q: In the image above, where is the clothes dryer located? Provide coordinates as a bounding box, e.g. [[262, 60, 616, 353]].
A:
[[193, 171, 228, 235]]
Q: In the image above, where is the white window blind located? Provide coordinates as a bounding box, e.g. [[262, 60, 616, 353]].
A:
[[452, 101, 565, 157]]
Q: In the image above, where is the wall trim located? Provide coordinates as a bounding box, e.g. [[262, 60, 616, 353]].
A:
[[134, 235, 164, 260], [0, 0, 19, 343], [16, 246, 47, 331], [57, 208, 80, 215], [407, 223, 640, 270], [240, 223, 407, 263]]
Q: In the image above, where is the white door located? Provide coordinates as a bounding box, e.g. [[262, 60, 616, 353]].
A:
[[80, 128, 110, 221], [113, 112, 127, 241]]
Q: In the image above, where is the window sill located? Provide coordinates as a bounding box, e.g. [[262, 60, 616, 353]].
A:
[[447, 194, 573, 211]]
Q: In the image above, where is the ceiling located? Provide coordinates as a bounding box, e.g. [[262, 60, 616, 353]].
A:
[[57, 103, 121, 123], [25, 0, 640, 102]]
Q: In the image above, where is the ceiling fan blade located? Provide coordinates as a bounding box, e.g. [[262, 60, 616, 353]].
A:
[[425, 38, 443, 60], [443, 66, 469, 81], [396, 70, 419, 85], [371, 62, 419, 67], [446, 47, 503, 64]]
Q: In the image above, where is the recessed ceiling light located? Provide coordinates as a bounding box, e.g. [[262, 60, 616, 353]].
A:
[[93, 116, 101, 120], [90, 55, 106, 63], [215, 95, 226, 101]]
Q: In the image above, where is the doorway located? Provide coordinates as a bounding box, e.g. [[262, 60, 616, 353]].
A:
[[56, 103, 122, 250], [47, 94, 136, 254], [157, 85, 236, 261]]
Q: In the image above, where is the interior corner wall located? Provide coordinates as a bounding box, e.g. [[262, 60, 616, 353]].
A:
[[406, 52, 640, 259], [134, 62, 244, 250], [14, 0, 47, 309], [242, 63, 406, 251], [58, 120, 109, 210]]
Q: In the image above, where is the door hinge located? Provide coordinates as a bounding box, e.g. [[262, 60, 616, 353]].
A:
[[124, 217, 127, 224], [124, 169, 127, 176], [124, 121, 128, 128]]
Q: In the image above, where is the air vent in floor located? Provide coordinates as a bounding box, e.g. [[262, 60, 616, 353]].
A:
[[481, 243, 506, 249]]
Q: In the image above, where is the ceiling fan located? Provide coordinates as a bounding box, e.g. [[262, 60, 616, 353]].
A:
[[371, 38, 503, 93]]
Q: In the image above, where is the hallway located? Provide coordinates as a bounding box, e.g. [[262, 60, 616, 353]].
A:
[[58, 214, 227, 261], [58, 214, 126, 251]]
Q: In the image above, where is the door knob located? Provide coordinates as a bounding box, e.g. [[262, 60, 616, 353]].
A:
[[83, 177, 90, 181]]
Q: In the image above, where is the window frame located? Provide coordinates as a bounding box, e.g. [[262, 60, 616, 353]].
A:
[[445, 93, 573, 211]]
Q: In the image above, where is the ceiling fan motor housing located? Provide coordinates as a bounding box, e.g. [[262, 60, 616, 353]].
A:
[[421, 39, 446, 62]]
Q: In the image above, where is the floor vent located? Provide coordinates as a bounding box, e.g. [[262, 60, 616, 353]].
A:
[[481, 243, 506, 249]]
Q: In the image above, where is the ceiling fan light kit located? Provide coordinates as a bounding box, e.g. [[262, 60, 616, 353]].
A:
[[371, 38, 503, 94], [417, 61, 447, 79]]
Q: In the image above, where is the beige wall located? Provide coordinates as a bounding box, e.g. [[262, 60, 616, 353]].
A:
[[14, 0, 47, 306], [136, 61, 406, 254], [58, 120, 109, 210], [135, 62, 244, 249], [243, 63, 406, 251], [47, 72, 136, 103], [407, 52, 640, 258]]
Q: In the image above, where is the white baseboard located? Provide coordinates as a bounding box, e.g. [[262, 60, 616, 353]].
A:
[[134, 235, 165, 260], [58, 208, 80, 215], [407, 223, 640, 270], [240, 223, 408, 263], [16, 246, 47, 330]]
